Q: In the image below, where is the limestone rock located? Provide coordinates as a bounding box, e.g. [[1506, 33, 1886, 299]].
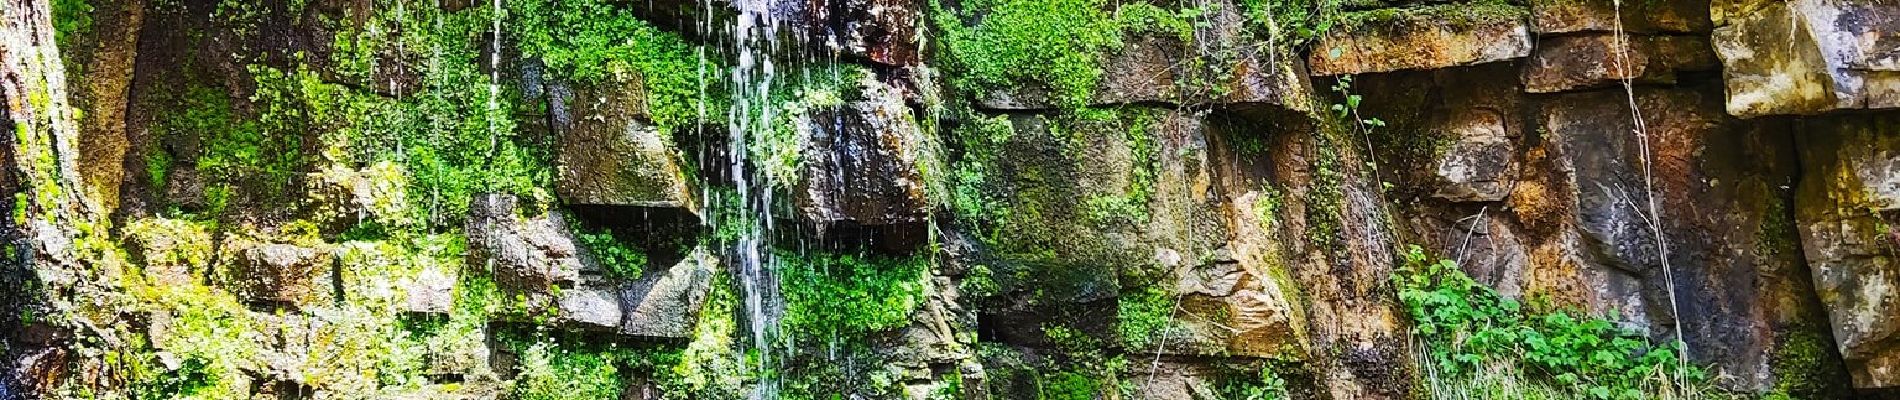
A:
[[1431, 109, 1517, 202], [553, 74, 697, 209], [1795, 114, 1900, 389], [229, 243, 334, 308], [402, 264, 456, 314], [976, 0, 1314, 111], [794, 75, 935, 233], [1308, 4, 1533, 75], [466, 193, 585, 291], [1530, 0, 1712, 33], [615, 247, 717, 338], [1712, 0, 1900, 117], [1522, 34, 1720, 93], [546, 246, 716, 338]]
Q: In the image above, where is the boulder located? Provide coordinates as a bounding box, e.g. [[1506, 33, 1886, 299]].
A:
[[1712, 0, 1900, 117], [401, 264, 456, 314], [547, 247, 717, 338], [1308, 4, 1533, 75]]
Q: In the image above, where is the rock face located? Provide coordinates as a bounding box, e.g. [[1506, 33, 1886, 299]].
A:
[[1309, 4, 1533, 75], [466, 194, 586, 291], [15, 0, 1900, 398], [553, 75, 697, 210], [1796, 114, 1900, 388], [793, 75, 934, 232], [1712, 0, 1900, 117], [1522, 35, 1720, 93], [66, 0, 143, 213], [466, 193, 712, 338], [976, 0, 1314, 111]]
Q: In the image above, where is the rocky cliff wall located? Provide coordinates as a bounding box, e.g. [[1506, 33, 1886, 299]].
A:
[[1, 0, 1898, 399]]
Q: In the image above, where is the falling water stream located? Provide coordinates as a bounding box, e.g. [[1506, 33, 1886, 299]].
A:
[[724, 1, 793, 398]]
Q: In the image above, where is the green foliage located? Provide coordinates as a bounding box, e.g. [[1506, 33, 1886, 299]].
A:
[[52, 0, 94, 51], [1329, 76, 1386, 130], [668, 272, 747, 399], [509, 0, 724, 136], [1238, 0, 1340, 47], [934, 0, 1123, 108], [1040, 371, 1104, 400], [1395, 245, 1704, 400], [1116, 285, 1177, 350], [310, 2, 557, 226], [750, 67, 861, 189], [510, 340, 628, 400], [1113, 3, 1199, 43], [1765, 329, 1847, 399], [143, 146, 172, 190], [1217, 362, 1292, 400], [777, 250, 931, 340], [159, 82, 302, 209], [571, 223, 648, 280], [950, 114, 1016, 227]]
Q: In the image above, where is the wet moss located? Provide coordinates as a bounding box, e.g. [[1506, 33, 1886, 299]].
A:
[[1765, 328, 1851, 400], [1336, 1, 1527, 31]]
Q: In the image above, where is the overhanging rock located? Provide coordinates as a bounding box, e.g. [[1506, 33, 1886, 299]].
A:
[[1309, 4, 1533, 75]]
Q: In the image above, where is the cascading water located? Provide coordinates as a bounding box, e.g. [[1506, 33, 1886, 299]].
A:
[[723, 1, 792, 398]]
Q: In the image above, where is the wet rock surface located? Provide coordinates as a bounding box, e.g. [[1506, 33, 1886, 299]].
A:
[[11, 0, 1900, 397]]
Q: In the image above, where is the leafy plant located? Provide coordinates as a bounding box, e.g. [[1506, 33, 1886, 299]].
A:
[[933, 0, 1124, 108], [777, 250, 931, 340], [1394, 245, 1706, 400], [572, 223, 647, 280]]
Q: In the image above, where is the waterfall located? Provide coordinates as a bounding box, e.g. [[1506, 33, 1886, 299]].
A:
[[725, 1, 790, 398]]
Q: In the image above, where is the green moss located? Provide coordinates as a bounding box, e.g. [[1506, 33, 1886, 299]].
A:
[[950, 114, 1017, 226], [1765, 329, 1847, 400], [52, 0, 94, 51], [1079, 108, 1160, 226], [143, 146, 172, 190], [162, 82, 302, 208], [1304, 129, 1346, 251], [1336, 1, 1527, 30]]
